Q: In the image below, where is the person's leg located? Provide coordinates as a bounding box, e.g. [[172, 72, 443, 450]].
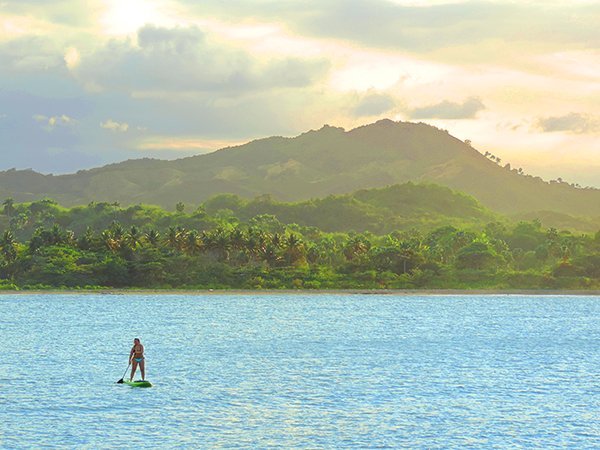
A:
[[140, 359, 145, 380], [130, 360, 138, 380]]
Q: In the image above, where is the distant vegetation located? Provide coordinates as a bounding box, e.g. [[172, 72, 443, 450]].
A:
[[1, 185, 598, 290]]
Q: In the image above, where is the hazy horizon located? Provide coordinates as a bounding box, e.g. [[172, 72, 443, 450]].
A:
[[1, 1, 598, 186]]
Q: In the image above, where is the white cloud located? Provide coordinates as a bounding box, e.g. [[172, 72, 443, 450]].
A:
[[33, 114, 74, 129], [73, 25, 329, 95], [100, 118, 129, 132], [64, 46, 80, 69]]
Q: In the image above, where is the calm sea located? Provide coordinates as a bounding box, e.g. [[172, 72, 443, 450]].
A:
[[1, 293, 599, 448]]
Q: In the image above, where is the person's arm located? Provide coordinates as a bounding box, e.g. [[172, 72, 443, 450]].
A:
[[129, 347, 135, 361]]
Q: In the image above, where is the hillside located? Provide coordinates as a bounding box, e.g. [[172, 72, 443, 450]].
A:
[[201, 183, 498, 234], [0, 183, 498, 238], [1, 119, 599, 216]]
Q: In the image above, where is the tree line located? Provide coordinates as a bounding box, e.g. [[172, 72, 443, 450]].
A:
[[0, 197, 598, 290]]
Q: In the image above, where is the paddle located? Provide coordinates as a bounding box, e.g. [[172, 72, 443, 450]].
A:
[[116, 361, 131, 384]]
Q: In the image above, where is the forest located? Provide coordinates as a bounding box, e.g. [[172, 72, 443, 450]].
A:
[[0, 188, 598, 290]]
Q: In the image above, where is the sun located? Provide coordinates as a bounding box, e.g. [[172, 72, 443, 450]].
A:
[[100, 0, 177, 35]]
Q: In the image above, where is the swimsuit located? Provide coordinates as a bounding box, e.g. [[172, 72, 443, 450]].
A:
[[132, 344, 143, 363]]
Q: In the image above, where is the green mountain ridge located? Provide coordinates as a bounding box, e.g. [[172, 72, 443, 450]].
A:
[[1, 119, 598, 217]]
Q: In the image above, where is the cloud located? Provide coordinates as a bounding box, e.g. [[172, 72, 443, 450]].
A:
[[351, 92, 396, 117], [409, 97, 485, 120], [180, 1, 600, 56], [0, 36, 66, 73], [136, 136, 243, 152], [33, 113, 75, 129], [536, 113, 600, 134], [74, 25, 330, 95], [101, 118, 129, 132], [0, 1, 598, 187], [0, 1, 98, 27], [0, 99, 89, 173], [0, 91, 129, 173], [64, 47, 80, 69]]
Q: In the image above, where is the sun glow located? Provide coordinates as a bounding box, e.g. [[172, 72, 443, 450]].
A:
[[100, 0, 178, 35], [0, 13, 58, 40], [136, 136, 245, 152]]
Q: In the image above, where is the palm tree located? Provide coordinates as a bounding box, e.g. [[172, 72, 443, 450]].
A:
[[183, 230, 203, 256], [283, 233, 306, 266], [78, 227, 96, 251], [164, 226, 184, 252], [124, 225, 143, 250], [30, 224, 71, 249], [2, 198, 15, 219], [245, 227, 269, 260], [109, 221, 125, 240], [316, 236, 340, 265], [306, 243, 324, 265], [259, 243, 282, 267], [101, 231, 118, 252], [202, 228, 231, 261], [271, 232, 283, 249], [343, 235, 370, 261], [0, 230, 17, 263], [229, 227, 246, 251], [144, 229, 161, 247], [102, 222, 125, 252], [49, 224, 67, 245], [0, 230, 18, 279], [212, 228, 231, 261]]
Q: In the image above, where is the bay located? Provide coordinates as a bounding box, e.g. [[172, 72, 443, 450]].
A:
[[1, 293, 599, 448]]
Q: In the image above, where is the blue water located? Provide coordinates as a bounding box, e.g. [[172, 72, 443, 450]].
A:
[[1, 294, 599, 448]]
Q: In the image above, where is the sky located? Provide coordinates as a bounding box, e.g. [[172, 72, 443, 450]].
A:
[[0, 0, 598, 186]]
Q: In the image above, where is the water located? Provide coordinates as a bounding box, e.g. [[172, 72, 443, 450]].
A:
[[1, 293, 599, 449]]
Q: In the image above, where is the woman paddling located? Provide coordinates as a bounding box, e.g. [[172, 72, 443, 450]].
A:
[[129, 338, 145, 381]]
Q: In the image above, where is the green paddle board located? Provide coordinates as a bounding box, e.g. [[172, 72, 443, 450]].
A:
[[123, 379, 152, 388]]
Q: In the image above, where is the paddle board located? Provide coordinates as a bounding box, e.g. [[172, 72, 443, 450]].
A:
[[123, 379, 152, 388]]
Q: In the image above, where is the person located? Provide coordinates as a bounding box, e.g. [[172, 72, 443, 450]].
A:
[[129, 338, 145, 381]]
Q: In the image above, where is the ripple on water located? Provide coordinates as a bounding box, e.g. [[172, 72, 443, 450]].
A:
[[0, 293, 599, 448]]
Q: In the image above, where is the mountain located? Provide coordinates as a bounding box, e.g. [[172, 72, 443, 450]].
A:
[[1, 119, 599, 216]]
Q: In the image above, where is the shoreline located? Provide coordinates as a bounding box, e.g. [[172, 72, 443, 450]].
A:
[[1, 288, 599, 296]]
